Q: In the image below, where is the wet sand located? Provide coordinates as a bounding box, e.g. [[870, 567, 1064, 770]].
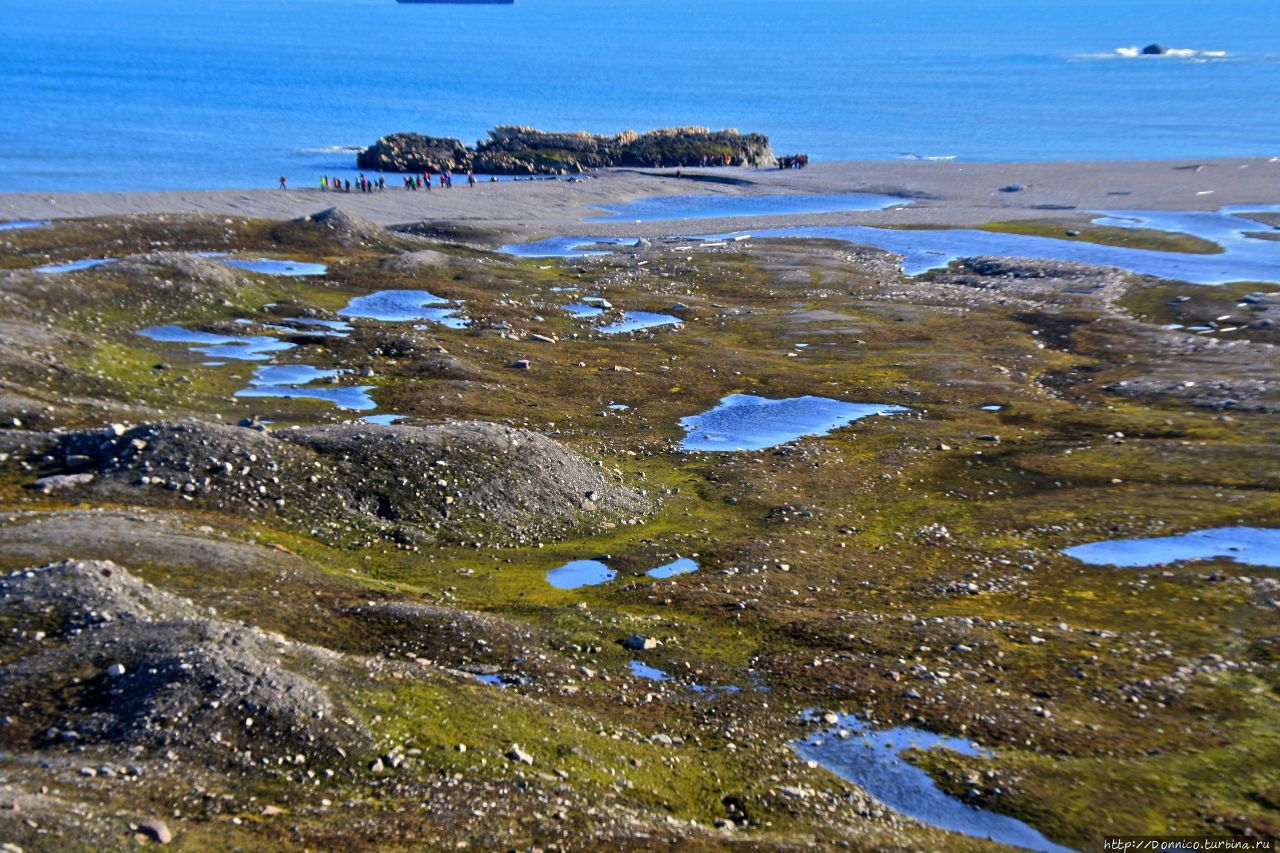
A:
[[2, 157, 1277, 243]]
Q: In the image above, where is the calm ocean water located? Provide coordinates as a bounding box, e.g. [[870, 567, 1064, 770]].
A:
[[1, 0, 1276, 192]]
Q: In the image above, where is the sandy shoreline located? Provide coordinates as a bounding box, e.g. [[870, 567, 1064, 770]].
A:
[[2, 157, 1277, 242]]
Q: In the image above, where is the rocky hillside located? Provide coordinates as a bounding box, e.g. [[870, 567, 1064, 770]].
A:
[[357, 125, 775, 175]]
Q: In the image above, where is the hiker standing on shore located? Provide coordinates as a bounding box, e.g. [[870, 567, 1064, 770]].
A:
[[467, 171, 476, 187], [279, 175, 287, 190]]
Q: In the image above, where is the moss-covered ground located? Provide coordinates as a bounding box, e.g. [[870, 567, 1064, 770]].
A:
[[0, 212, 1276, 850]]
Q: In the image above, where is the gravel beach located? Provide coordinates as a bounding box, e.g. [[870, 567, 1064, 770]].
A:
[[4, 157, 1276, 243]]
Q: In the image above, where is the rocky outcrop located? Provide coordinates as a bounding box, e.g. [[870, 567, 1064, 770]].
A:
[[357, 125, 775, 175], [356, 134, 472, 173]]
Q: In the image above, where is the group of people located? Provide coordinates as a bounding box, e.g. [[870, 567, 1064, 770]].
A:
[[319, 174, 384, 193], [777, 153, 809, 169], [398, 170, 477, 191], [687, 152, 805, 170], [276, 171, 480, 192]]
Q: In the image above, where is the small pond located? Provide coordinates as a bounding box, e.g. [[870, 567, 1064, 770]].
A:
[[234, 364, 376, 410], [546, 559, 615, 589], [338, 290, 467, 328], [680, 394, 907, 452], [565, 303, 605, 318], [217, 257, 328, 276], [1063, 526, 1280, 568], [647, 557, 698, 578], [793, 713, 1074, 853], [137, 325, 294, 361], [598, 311, 682, 334], [35, 258, 114, 274]]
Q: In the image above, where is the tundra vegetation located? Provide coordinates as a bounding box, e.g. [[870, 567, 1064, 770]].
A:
[[0, 206, 1276, 850]]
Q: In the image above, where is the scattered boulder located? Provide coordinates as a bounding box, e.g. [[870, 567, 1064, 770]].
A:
[[32, 473, 94, 493], [137, 819, 172, 844], [622, 634, 659, 651]]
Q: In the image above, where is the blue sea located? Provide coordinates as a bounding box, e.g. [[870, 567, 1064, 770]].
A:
[[1, 0, 1276, 192]]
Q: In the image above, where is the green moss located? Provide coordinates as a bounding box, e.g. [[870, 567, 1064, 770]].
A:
[[980, 219, 1224, 254]]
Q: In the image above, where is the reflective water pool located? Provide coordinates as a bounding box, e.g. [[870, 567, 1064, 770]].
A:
[[794, 713, 1074, 853], [280, 317, 354, 335], [598, 311, 683, 334], [628, 660, 671, 681], [647, 557, 699, 578], [362, 414, 405, 425], [499, 236, 640, 258], [217, 257, 328, 276], [701, 205, 1280, 285], [1063, 526, 1280, 568], [565, 303, 605, 318], [587, 193, 909, 223], [503, 205, 1280, 285], [137, 325, 295, 361], [546, 559, 615, 589], [35, 258, 113, 274], [338, 290, 467, 328], [234, 364, 376, 410], [680, 394, 907, 452], [0, 220, 49, 231]]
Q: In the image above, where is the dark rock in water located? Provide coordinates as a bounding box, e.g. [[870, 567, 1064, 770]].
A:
[[999, 183, 1027, 193], [356, 133, 471, 173], [358, 125, 775, 176], [1141, 43, 1169, 55]]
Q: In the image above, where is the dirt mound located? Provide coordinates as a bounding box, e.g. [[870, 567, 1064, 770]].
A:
[[380, 249, 452, 273], [277, 207, 426, 251], [111, 251, 247, 292], [41, 419, 649, 547], [0, 559, 366, 766], [279, 421, 651, 542]]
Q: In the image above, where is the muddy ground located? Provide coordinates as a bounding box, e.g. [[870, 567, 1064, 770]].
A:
[[0, 205, 1276, 851]]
